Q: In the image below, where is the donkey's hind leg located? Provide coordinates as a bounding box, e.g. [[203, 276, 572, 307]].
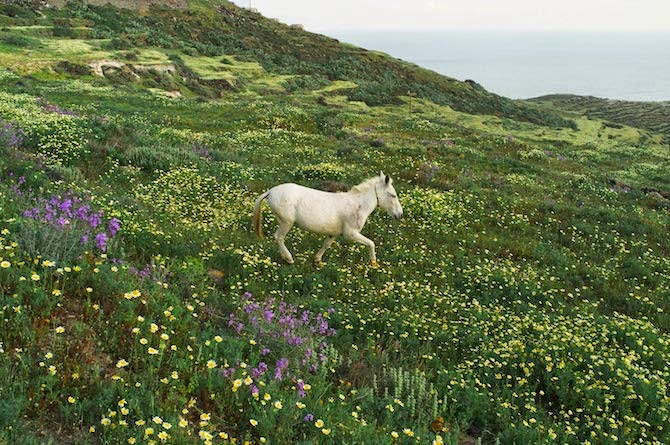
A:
[[315, 236, 336, 264], [274, 219, 294, 264]]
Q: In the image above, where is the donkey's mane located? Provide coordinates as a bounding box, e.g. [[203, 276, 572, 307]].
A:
[[350, 176, 381, 194]]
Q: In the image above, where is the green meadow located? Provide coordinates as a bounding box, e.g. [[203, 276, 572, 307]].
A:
[[0, 1, 668, 444]]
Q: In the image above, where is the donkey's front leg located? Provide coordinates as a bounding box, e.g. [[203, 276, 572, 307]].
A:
[[315, 236, 336, 264], [346, 231, 377, 266]]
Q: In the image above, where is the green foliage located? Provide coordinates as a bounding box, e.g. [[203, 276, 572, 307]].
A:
[[116, 145, 198, 172], [348, 80, 403, 106], [54, 61, 91, 76], [52, 24, 76, 38], [283, 74, 330, 93], [0, 1, 41, 18], [0, 91, 90, 166], [0, 31, 39, 47], [294, 162, 346, 181]]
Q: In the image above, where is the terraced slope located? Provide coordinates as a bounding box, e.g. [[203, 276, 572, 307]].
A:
[[530, 94, 670, 141]]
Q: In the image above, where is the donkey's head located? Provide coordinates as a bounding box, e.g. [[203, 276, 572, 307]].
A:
[[377, 171, 403, 220]]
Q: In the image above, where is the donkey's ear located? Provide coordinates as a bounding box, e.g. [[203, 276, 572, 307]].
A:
[[385, 175, 390, 185], [379, 170, 385, 178]]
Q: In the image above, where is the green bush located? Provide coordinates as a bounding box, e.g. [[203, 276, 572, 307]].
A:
[[348, 81, 403, 106], [116, 145, 199, 173], [0, 32, 38, 47], [294, 162, 346, 181], [52, 25, 75, 38], [283, 74, 330, 93]]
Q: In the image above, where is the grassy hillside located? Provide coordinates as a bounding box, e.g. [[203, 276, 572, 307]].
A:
[[0, 1, 669, 445], [0, 0, 577, 128], [530, 94, 670, 143]]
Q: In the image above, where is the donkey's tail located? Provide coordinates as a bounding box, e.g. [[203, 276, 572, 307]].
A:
[[252, 190, 271, 238]]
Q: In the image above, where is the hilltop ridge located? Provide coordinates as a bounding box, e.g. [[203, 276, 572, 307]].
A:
[[1, 0, 576, 129]]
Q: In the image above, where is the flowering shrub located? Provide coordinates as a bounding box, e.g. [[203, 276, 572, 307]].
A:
[[249, 101, 313, 132], [19, 190, 121, 263], [0, 91, 90, 165], [519, 148, 547, 161], [134, 167, 248, 228], [194, 293, 343, 442], [223, 293, 336, 392], [295, 162, 346, 181]]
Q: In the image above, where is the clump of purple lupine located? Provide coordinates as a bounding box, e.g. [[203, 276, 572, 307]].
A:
[[222, 292, 336, 398], [191, 143, 213, 160], [36, 98, 79, 117], [0, 119, 24, 150], [22, 190, 121, 252]]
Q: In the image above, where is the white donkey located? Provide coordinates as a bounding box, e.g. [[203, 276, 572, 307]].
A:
[[252, 172, 403, 265]]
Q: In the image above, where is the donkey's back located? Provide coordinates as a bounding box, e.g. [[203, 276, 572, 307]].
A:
[[266, 183, 352, 235]]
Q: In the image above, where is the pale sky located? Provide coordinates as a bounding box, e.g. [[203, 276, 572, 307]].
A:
[[230, 0, 670, 32]]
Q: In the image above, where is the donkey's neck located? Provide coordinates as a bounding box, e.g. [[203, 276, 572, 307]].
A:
[[353, 184, 379, 223]]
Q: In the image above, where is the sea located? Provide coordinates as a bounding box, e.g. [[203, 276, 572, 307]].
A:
[[325, 30, 670, 102]]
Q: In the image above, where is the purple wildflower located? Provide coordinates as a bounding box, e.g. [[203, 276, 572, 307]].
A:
[[43, 204, 55, 222], [58, 199, 72, 214], [227, 315, 244, 334], [95, 232, 107, 251], [274, 357, 289, 381], [23, 208, 40, 219], [75, 205, 90, 219], [296, 379, 306, 398], [108, 218, 121, 236], [252, 362, 268, 378], [221, 367, 236, 378], [88, 212, 103, 228]]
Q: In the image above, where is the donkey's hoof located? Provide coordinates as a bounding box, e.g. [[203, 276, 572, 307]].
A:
[[314, 259, 324, 267], [370, 260, 379, 268], [284, 258, 295, 265]]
